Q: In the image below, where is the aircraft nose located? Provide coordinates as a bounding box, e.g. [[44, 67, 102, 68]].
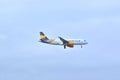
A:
[[84, 40, 88, 44]]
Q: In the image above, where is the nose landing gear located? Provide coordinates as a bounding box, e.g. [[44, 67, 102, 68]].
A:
[[81, 45, 83, 48]]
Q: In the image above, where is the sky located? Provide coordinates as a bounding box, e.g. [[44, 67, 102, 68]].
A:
[[0, 0, 120, 80]]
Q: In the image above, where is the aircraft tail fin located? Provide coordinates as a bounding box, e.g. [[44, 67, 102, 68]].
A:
[[40, 32, 49, 40]]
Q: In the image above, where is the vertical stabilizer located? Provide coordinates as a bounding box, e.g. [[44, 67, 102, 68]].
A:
[[40, 32, 49, 40]]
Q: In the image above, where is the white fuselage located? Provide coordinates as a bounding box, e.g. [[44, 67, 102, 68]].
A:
[[66, 39, 88, 45], [40, 38, 88, 46]]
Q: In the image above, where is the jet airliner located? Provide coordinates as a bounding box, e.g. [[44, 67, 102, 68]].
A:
[[39, 32, 88, 49]]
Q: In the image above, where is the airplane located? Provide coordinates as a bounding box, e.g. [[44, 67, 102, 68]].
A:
[[39, 32, 88, 49]]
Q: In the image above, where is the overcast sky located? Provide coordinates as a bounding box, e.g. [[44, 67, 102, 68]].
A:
[[0, 0, 120, 80]]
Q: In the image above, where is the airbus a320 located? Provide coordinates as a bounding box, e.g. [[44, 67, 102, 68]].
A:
[[39, 32, 88, 49]]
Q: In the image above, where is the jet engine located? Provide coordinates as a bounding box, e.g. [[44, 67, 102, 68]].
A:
[[67, 41, 74, 48]]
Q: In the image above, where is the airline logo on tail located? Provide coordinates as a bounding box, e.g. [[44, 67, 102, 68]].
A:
[[40, 32, 49, 40]]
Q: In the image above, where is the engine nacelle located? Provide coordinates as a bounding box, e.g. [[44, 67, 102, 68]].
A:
[[67, 41, 74, 48]]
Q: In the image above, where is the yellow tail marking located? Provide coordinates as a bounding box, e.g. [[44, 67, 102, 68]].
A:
[[40, 35, 46, 40]]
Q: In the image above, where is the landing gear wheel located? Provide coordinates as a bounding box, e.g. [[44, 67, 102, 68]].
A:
[[64, 45, 66, 49], [81, 45, 83, 48]]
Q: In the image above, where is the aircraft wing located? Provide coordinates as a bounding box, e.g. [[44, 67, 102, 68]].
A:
[[58, 36, 68, 44], [58, 36, 69, 49]]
